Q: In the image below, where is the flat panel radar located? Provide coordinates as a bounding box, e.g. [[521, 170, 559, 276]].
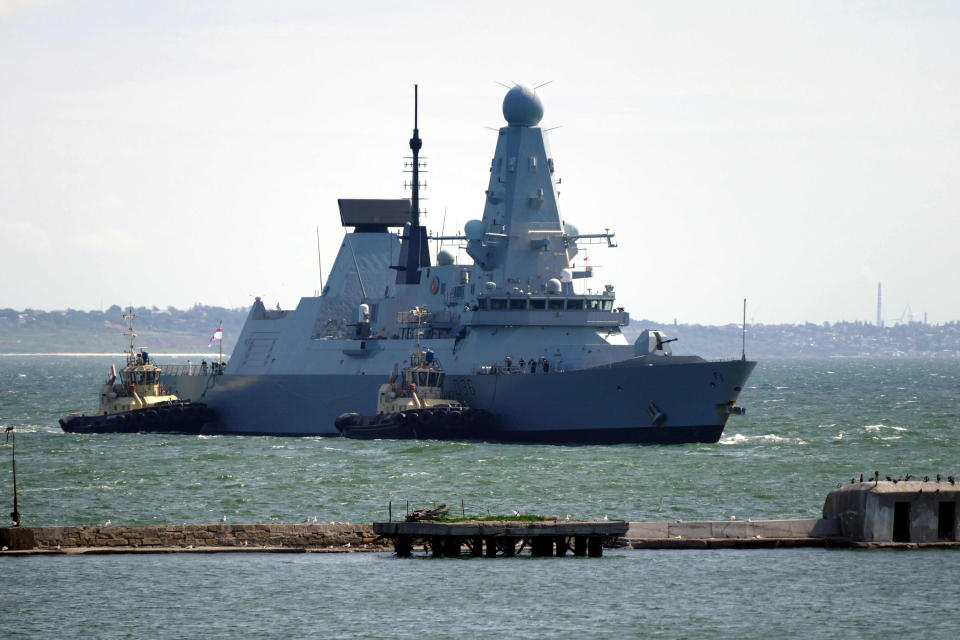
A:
[[338, 199, 411, 232]]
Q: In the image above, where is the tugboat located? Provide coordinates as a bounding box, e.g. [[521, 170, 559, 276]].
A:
[[59, 309, 214, 434], [335, 307, 498, 440]]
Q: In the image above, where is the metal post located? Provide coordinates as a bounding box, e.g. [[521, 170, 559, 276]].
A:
[[6, 427, 20, 527], [389, 500, 392, 522]]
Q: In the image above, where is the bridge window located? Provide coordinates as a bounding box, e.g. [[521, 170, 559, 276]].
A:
[[509, 299, 527, 310], [477, 298, 488, 310], [566, 299, 584, 310], [529, 299, 546, 310], [586, 299, 600, 311], [490, 299, 508, 310], [548, 299, 564, 310], [601, 300, 614, 311]]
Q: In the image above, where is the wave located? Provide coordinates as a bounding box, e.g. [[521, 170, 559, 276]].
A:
[[719, 433, 803, 445], [863, 424, 908, 432]]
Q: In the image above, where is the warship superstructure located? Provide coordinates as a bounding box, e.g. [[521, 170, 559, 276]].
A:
[[160, 85, 755, 443]]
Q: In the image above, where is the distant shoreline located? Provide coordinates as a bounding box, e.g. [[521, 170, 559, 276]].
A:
[[0, 353, 219, 358]]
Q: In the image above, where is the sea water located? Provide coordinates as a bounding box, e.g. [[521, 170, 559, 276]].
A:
[[2, 357, 958, 639]]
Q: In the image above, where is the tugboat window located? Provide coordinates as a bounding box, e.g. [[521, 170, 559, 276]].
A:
[[509, 299, 527, 310], [418, 372, 428, 386], [566, 299, 584, 310], [529, 299, 546, 310], [428, 372, 438, 387], [548, 299, 564, 310], [490, 299, 508, 310]]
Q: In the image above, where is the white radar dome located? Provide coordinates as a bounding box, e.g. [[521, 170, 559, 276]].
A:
[[437, 249, 455, 266], [464, 219, 485, 241], [503, 85, 544, 127], [546, 278, 562, 293]]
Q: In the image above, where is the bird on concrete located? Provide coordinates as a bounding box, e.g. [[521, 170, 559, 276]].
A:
[[850, 479, 855, 485], [860, 473, 864, 483], [924, 476, 930, 482], [937, 474, 942, 482], [512, 509, 520, 516], [220, 515, 227, 524], [886, 476, 893, 482], [950, 476, 956, 485], [104, 520, 111, 527], [564, 514, 571, 521], [874, 471, 880, 482], [905, 474, 913, 481], [603, 514, 609, 521]]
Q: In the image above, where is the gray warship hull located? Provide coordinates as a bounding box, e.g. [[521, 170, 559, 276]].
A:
[[160, 85, 756, 443], [161, 355, 754, 443]]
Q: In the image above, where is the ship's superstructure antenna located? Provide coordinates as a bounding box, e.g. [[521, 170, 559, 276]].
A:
[[397, 84, 430, 285], [316, 226, 324, 295], [741, 298, 747, 361]]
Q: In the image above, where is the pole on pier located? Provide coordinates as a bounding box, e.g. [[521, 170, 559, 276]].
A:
[[5, 427, 19, 527]]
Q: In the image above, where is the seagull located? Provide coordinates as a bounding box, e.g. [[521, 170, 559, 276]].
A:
[[512, 510, 520, 516], [345, 542, 351, 548], [104, 520, 111, 526], [312, 516, 318, 523], [220, 515, 227, 523], [564, 514, 571, 521], [730, 515, 737, 520], [603, 514, 609, 521]]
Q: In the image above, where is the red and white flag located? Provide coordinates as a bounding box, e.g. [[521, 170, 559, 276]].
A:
[[208, 323, 223, 347]]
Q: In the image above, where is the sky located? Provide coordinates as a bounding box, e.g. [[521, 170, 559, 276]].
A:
[[1, 0, 958, 325]]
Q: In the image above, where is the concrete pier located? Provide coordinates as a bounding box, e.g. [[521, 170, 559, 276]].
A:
[[0, 522, 388, 555], [373, 520, 628, 557]]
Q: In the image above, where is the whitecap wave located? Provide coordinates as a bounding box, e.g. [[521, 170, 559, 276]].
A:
[[863, 424, 908, 432], [719, 433, 798, 445]]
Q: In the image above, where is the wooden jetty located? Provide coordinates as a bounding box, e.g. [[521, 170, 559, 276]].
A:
[[373, 520, 629, 557]]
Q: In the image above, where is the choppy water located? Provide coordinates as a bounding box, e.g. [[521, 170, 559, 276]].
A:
[[2, 356, 959, 639]]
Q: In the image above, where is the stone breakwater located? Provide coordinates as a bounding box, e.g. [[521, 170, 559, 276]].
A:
[[0, 523, 387, 553]]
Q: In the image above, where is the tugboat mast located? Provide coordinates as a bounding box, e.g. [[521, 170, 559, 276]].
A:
[[122, 307, 137, 362]]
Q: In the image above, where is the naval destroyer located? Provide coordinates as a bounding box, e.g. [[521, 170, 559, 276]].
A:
[[160, 85, 755, 443]]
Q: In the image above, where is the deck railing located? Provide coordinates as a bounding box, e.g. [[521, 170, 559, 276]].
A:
[[159, 364, 227, 376]]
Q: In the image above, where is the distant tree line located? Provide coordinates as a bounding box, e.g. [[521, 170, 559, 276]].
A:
[[1, 305, 957, 357], [625, 320, 960, 359], [0, 305, 249, 353]]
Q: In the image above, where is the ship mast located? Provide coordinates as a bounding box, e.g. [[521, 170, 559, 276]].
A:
[[397, 84, 431, 285], [122, 307, 137, 363]]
